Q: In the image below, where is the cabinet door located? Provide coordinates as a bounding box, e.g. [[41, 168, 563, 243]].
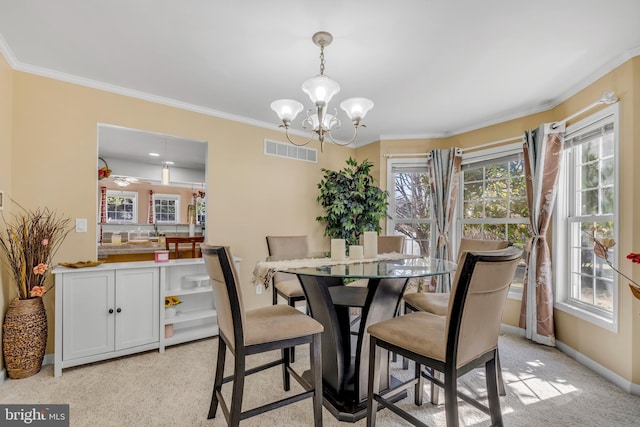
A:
[[62, 270, 115, 360], [115, 267, 160, 349]]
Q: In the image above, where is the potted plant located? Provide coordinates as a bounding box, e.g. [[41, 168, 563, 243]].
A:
[[0, 203, 71, 378], [316, 157, 389, 246]]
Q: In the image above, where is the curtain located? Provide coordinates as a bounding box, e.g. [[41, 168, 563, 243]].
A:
[[148, 190, 154, 224], [519, 122, 565, 346], [99, 186, 107, 224], [428, 148, 463, 292]]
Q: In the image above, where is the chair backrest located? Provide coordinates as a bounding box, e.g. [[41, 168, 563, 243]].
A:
[[165, 236, 205, 259], [457, 238, 509, 264], [358, 235, 405, 254], [200, 244, 245, 350], [377, 236, 405, 254], [446, 247, 522, 367], [266, 236, 309, 284]]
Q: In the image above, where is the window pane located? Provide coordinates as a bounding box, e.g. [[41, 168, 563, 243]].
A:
[[485, 199, 508, 218], [581, 140, 599, 163], [463, 181, 483, 201], [394, 172, 430, 219], [394, 222, 431, 256], [464, 201, 484, 218], [581, 163, 600, 189], [580, 189, 599, 215]]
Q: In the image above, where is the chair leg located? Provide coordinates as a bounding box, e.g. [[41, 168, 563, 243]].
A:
[[497, 349, 506, 396], [414, 361, 423, 406], [444, 368, 459, 427], [486, 356, 503, 426], [288, 298, 296, 363], [208, 338, 227, 419], [430, 368, 441, 405], [282, 344, 291, 392], [311, 334, 323, 427], [229, 350, 246, 427], [367, 337, 382, 427]]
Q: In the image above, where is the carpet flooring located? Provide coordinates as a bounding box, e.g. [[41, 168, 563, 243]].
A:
[[1, 332, 639, 426]]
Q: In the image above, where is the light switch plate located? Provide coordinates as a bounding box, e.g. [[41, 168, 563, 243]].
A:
[[75, 218, 87, 233]]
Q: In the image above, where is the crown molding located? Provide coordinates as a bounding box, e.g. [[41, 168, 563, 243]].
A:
[[1, 37, 638, 145]]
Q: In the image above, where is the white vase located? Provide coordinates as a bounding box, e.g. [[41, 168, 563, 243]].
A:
[[165, 307, 176, 319]]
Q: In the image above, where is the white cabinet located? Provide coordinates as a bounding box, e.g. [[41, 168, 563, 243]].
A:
[[54, 258, 238, 376], [55, 266, 159, 376]]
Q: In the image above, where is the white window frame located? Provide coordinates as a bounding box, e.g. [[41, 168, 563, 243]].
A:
[[105, 190, 138, 224], [458, 142, 527, 300], [153, 193, 181, 224], [386, 157, 436, 256], [553, 103, 619, 332]]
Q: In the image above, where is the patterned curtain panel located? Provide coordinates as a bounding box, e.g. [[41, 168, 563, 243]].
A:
[[519, 122, 565, 346], [148, 190, 154, 224], [99, 186, 107, 224], [428, 148, 462, 292]]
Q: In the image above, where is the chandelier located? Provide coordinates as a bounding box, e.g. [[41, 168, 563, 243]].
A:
[[271, 31, 374, 151]]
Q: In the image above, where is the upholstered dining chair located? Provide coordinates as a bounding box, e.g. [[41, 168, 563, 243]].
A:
[[403, 239, 510, 316], [266, 235, 309, 362], [402, 238, 511, 393], [201, 244, 323, 427], [366, 247, 522, 427]]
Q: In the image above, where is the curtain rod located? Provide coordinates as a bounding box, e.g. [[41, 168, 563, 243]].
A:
[[384, 92, 618, 158]]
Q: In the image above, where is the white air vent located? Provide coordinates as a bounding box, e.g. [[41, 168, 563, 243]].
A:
[[264, 139, 317, 163]]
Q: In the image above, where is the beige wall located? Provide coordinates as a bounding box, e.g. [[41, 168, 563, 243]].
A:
[[2, 50, 640, 386], [0, 49, 13, 373], [6, 68, 354, 354]]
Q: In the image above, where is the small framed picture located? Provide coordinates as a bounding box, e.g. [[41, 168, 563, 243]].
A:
[[0, 190, 4, 210]]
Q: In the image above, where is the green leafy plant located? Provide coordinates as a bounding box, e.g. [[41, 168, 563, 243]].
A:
[[316, 157, 389, 246]]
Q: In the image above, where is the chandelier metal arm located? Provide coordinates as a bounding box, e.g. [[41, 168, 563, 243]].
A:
[[280, 124, 315, 147], [327, 123, 365, 147]]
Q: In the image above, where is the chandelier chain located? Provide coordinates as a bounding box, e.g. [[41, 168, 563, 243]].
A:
[[319, 45, 325, 75]]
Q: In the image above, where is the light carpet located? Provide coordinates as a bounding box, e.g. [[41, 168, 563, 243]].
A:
[[1, 332, 639, 426]]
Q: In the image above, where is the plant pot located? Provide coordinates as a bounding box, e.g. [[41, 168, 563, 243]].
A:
[[2, 297, 48, 379]]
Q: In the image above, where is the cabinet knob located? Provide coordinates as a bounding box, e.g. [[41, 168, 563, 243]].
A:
[[108, 309, 114, 314], [116, 308, 122, 313]]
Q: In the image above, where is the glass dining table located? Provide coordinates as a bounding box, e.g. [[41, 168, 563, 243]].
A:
[[264, 254, 457, 422]]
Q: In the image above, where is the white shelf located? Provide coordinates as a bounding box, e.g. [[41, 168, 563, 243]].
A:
[[164, 308, 216, 325], [183, 274, 210, 282], [165, 286, 212, 296], [164, 324, 219, 346]]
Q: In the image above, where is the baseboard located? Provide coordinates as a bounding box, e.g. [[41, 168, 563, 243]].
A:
[[500, 323, 640, 396]]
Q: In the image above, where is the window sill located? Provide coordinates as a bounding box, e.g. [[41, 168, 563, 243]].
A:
[[554, 301, 617, 333]]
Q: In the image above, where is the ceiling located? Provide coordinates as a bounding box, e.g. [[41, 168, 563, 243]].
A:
[[1, 0, 640, 151]]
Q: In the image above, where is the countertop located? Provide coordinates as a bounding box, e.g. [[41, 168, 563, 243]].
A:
[[98, 242, 201, 256]]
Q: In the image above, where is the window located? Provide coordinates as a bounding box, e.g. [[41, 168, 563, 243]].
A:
[[106, 190, 137, 223], [196, 195, 206, 225], [554, 104, 618, 331], [153, 194, 180, 224], [459, 143, 530, 296], [386, 158, 434, 256]]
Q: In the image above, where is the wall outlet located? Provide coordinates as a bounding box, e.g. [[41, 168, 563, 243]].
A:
[[255, 284, 263, 295]]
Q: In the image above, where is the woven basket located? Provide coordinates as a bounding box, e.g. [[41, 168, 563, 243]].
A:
[[2, 297, 48, 379]]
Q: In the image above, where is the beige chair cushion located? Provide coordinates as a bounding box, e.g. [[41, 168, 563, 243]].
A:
[[368, 311, 446, 362], [403, 292, 449, 316], [244, 305, 323, 346], [275, 278, 305, 298]]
